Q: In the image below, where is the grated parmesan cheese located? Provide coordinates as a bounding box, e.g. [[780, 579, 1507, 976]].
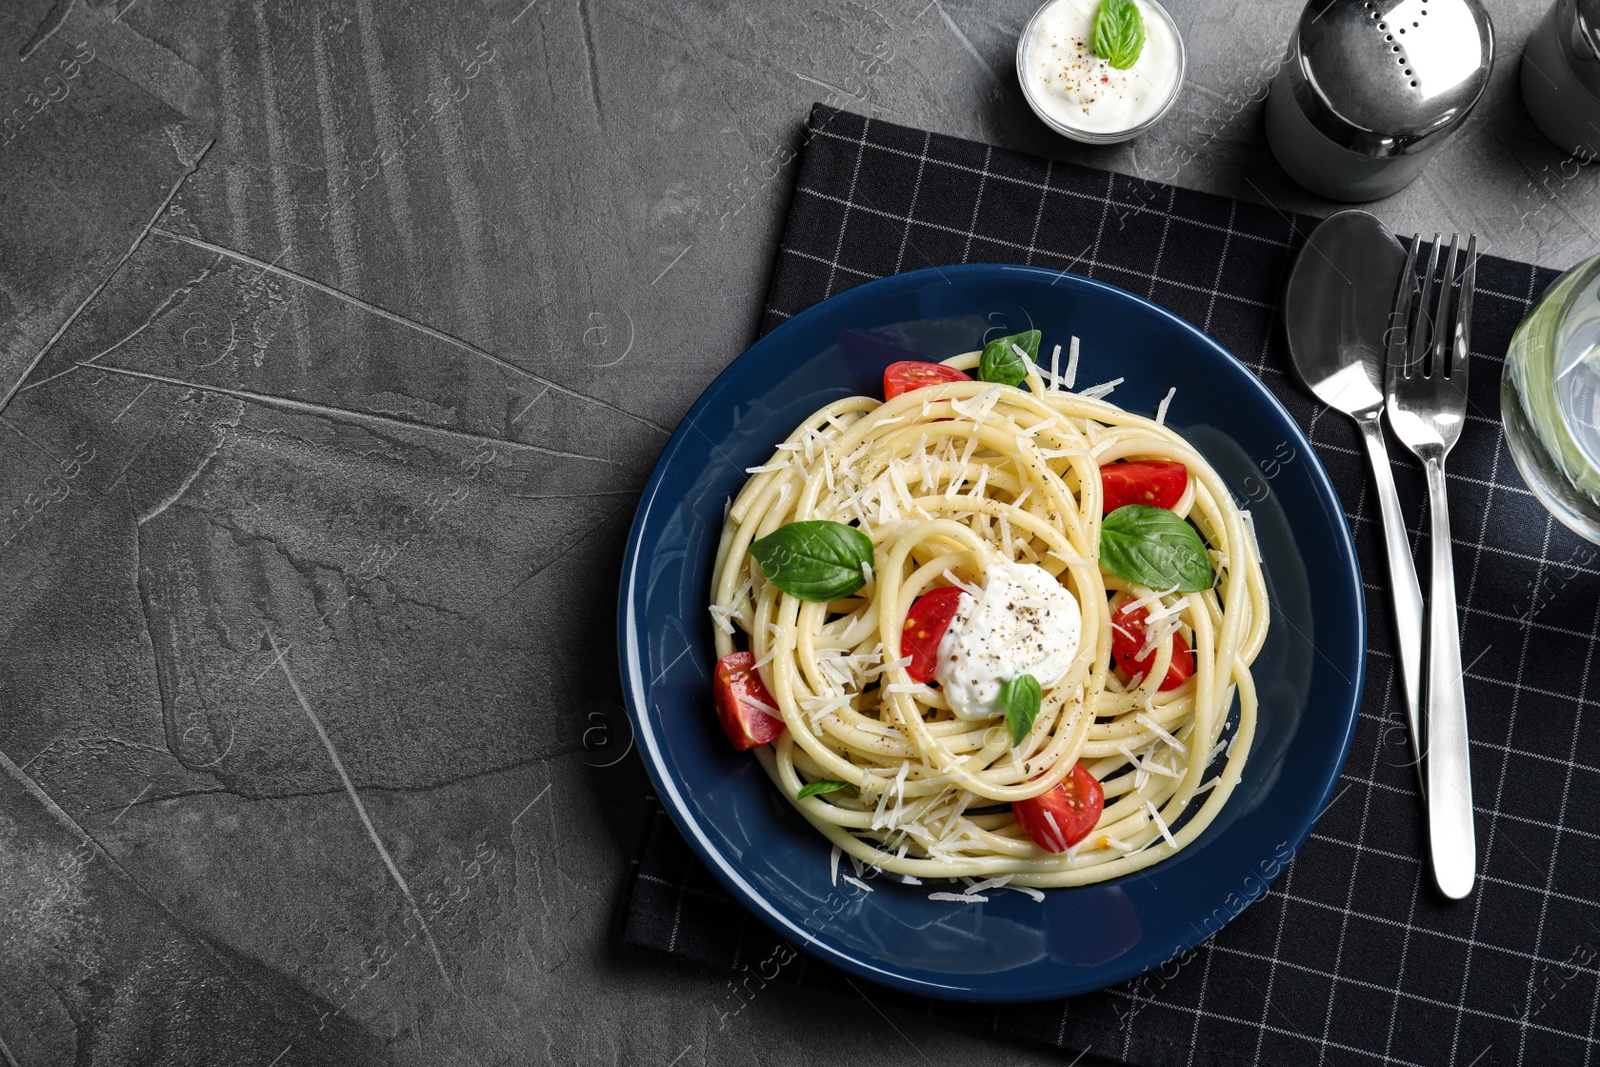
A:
[[1135, 712, 1188, 754], [1240, 509, 1262, 564], [868, 655, 913, 677], [1156, 386, 1176, 425], [889, 462, 916, 512], [967, 464, 990, 501], [942, 570, 982, 597], [1147, 801, 1178, 848], [1017, 414, 1059, 439], [1081, 376, 1125, 400], [741, 694, 780, 717], [967, 874, 1015, 894], [708, 603, 737, 636], [1041, 809, 1069, 852], [1123, 585, 1178, 615]]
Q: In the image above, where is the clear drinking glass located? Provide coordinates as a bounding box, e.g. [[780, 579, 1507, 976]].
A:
[[1501, 251, 1600, 544]]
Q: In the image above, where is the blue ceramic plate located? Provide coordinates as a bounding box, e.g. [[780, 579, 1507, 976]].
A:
[[618, 264, 1364, 1002]]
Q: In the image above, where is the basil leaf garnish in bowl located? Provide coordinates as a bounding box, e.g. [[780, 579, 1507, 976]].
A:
[[748, 520, 874, 602], [978, 330, 1042, 388], [998, 673, 1043, 746], [797, 780, 855, 800], [1099, 504, 1213, 592]]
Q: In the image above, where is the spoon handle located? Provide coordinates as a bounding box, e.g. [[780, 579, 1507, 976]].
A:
[[1358, 414, 1425, 784]]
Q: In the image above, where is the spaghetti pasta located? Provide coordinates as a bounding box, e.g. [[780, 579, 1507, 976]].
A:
[[708, 345, 1269, 888]]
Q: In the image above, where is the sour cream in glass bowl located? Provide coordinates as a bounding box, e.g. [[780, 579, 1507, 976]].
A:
[[1016, 0, 1186, 144]]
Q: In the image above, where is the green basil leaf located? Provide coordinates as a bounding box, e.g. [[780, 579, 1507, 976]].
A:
[[1099, 504, 1214, 592], [977, 330, 1041, 388], [748, 520, 874, 602], [997, 673, 1042, 747], [1093, 0, 1146, 70], [797, 779, 854, 800]]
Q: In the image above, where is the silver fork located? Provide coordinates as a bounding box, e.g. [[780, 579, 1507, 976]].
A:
[[1386, 232, 1477, 900]]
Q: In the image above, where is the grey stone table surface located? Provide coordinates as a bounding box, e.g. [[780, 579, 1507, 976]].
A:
[[0, 0, 1592, 1064]]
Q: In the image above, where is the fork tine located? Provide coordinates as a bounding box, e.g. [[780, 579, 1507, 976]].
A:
[[1389, 234, 1422, 376], [1453, 234, 1477, 377], [1411, 233, 1442, 374], [1432, 235, 1460, 378]]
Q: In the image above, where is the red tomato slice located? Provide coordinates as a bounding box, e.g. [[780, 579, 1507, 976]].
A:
[[1109, 601, 1195, 691], [884, 361, 971, 401], [1013, 764, 1104, 852], [1100, 460, 1188, 513], [900, 586, 966, 683], [713, 652, 786, 751]]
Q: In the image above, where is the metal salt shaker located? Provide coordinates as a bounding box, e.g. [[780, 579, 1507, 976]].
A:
[[1265, 0, 1495, 202], [1522, 0, 1600, 159]]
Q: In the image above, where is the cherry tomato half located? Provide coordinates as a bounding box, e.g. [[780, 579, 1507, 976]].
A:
[[884, 360, 971, 401], [1109, 601, 1195, 691], [713, 652, 785, 750], [900, 586, 966, 683], [1100, 460, 1188, 513], [1013, 764, 1104, 852]]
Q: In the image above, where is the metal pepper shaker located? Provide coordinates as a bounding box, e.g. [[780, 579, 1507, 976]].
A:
[[1521, 0, 1600, 159], [1265, 0, 1495, 202]]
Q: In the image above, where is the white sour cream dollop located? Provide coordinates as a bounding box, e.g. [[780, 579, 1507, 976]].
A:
[[1022, 0, 1181, 137], [935, 562, 1082, 721]]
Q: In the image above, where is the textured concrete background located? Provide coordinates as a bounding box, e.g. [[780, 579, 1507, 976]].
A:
[[0, 0, 1592, 1064]]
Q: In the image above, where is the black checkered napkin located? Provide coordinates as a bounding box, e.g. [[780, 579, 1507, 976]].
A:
[[626, 104, 1600, 1067]]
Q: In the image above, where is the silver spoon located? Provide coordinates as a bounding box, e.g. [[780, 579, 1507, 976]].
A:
[[1284, 210, 1424, 786]]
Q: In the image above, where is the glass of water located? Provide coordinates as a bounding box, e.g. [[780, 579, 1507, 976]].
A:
[[1502, 251, 1600, 544]]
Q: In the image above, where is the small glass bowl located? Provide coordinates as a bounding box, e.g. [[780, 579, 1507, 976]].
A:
[[1015, 0, 1187, 145]]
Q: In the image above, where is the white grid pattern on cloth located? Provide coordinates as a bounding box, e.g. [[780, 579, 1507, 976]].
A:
[[638, 871, 743, 907], [664, 837, 699, 955], [1183, 934, 1216, 1065], [819, 121, 872, 302], [1191, 942, 1600, 1041], [1303, 833, 1600, 912], [788, 185, 1284, 310], [890, 129, 932, 276], [1199, 199, 1239, 335], [1443, 351, 1539, 1065], [960, 144, 992, 264], [1518, 588, 1599, 1063], [1232, 858, 1600, 967], [1249, 820, 1304, 1065], [1309, 351, 1389, 1062], [715, 108, 1600, 1067], [1023, 157, 1053, 269], [1143, 184, 1178, 303]]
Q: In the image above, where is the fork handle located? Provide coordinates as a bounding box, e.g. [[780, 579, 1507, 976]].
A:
[[1358, 415, 1425, 783], [1423, 454, 1475, 899]]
